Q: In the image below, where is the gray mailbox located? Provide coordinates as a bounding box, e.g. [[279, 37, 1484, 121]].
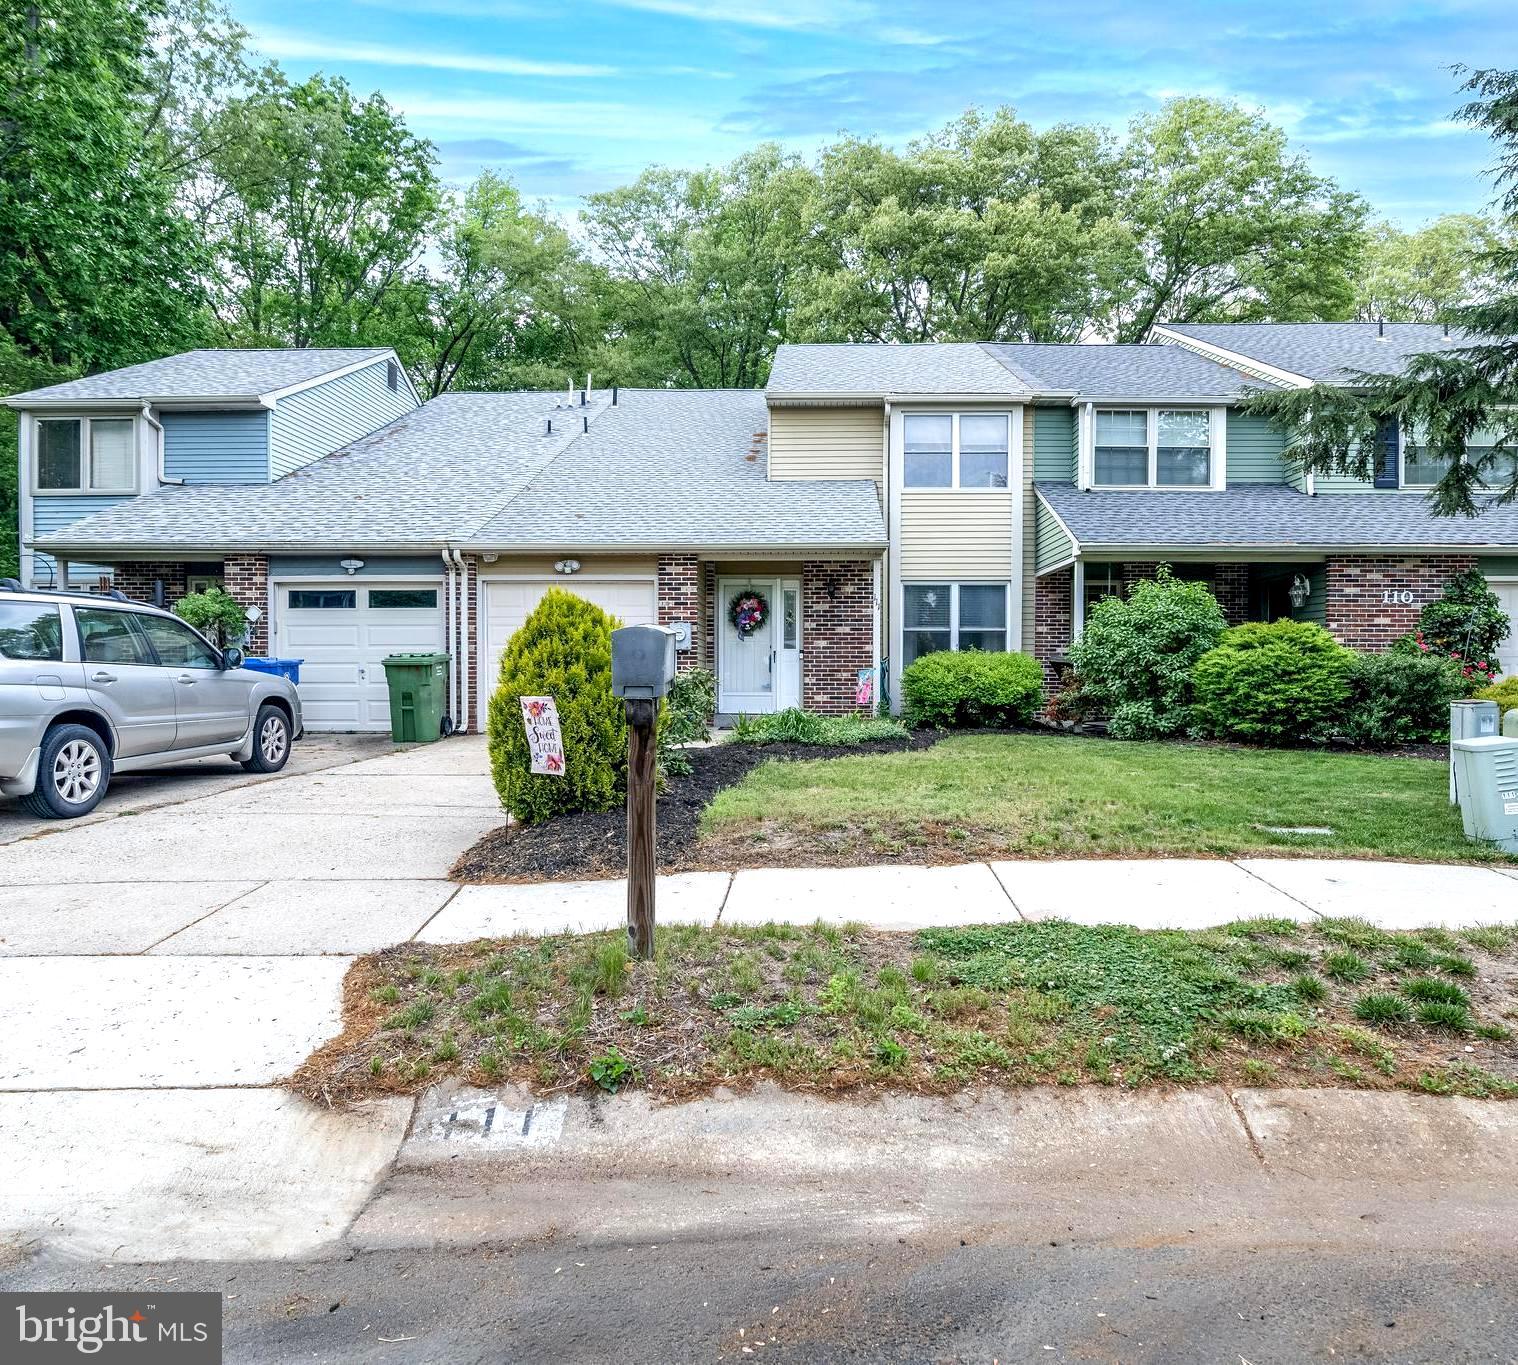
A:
[[611, 624, 676, 700]]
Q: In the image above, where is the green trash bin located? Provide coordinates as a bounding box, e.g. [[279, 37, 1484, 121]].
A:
[[381, 652, 452, 743]]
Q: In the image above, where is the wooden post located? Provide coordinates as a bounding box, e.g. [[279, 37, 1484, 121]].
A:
[[624, 697, 657, 959]]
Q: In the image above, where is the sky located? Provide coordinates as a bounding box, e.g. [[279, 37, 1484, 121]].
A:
[[235, 0, 1518, 225]]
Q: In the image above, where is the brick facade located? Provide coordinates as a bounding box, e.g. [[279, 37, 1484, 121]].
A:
[[1118, 561, 1249, 625], [109, 562, 188, 607], [1033, 567, 1074, 690], [222, 553, 270, 654], [1323, 553, 1477, 650], [656, 553, 701, 674], [802, 559, 874, 714]]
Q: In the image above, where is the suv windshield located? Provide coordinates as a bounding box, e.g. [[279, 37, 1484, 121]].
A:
[[0, 602, 64, 661]]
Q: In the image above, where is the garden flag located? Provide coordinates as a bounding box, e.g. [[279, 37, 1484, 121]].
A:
[[519, 696, 565, 776]]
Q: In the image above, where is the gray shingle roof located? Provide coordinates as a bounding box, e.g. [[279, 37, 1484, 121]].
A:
[[985, 343, 1255, 399], [4, 348, 395, 404], [470, 389, 883, 550], [34, 389, 885, 554], [1159, 323, 1472, 384], [767, 343, 1026, 396], [1037, 481, 1518, 550]]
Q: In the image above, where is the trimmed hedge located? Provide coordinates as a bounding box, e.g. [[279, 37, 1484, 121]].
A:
[[1191, 620, 1353, 745], [487, 589, 625, 823], [732, 707, 908, 745], [1341, 650, 1467, 746], [901, 650, 1043, 729]]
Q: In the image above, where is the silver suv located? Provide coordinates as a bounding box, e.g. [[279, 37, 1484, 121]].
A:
[[0, 582, 303, 819]]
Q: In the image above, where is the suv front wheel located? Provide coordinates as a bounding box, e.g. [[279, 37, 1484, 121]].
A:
[[241, 704, 292, 774], [22, 723, 113, 820]]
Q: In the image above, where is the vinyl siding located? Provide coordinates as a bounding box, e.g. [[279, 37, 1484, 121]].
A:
[[29, 494, 131, 581], [270, 554, 445, 578], [1225, 412, 1291, 484], [1294, 565, 1327, 626], [1032, 405, 1076, 481], [1480, 556, 1518, 577], [767, 406, 883, 482], [1021, 408, 1035, 647], [1034, 497, 1074, 572], [161, 410, 270, 483], [269, 358, 416, 479], [900, 490, 1014, 579]]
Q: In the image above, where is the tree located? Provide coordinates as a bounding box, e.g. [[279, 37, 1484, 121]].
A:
[[386, 173, 587, 397], [1112, 98, 1368, 341], [206, 71, 441, 347], [581, 144, 816, 387], [798, 109, 1127, 344], [1245, 68, 1518, 517], [1353, 215, 1506, 323]]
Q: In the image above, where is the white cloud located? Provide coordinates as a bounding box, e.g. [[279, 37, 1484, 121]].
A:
[[253, 30, 615, 78], [598, 0, 875, 31]]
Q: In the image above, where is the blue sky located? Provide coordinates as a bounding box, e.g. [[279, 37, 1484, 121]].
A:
[[237, 0, 1518, 225]]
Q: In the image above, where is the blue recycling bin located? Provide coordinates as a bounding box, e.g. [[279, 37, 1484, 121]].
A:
[[242, 657, 304, 684]]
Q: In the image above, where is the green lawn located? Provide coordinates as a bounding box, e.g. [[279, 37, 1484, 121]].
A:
[[699, 732, 1513, 865]]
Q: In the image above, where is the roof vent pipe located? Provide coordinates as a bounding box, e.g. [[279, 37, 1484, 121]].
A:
[[1377, 317, 1385, 338], [612, 386, 619, 406], [582, 415, 589, 434], [585, 371, 592, 401], [545, 417, 553, 435], [578, 389, 586, 407]]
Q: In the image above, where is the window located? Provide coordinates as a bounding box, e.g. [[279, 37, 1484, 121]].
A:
[[34, 417, 136, 493], [0, 603, 63, 661], [902, 583, 1008, 665], [903, 413, 1010, 489], [288, 589, 356, 609], [76, 608, 154, 665], [1093, 409, 1213, 488], [368, 588, 438, 610], [135, 614, 221, 669], [782, 587, 799, 649], [186, 575, 222, 595], [1083, 564, 1121, 622], [1465, 426, 1517, 490]]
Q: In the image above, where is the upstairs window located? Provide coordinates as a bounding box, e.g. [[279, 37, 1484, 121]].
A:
[[34, 417, 136, 494], [1093, 409, 1213, 488], [903, 413, 1009, 489], [1401, 422, 1514, 488]]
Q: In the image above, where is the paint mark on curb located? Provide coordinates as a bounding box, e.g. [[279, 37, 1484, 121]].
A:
[[426, 1096, 566, 1147]]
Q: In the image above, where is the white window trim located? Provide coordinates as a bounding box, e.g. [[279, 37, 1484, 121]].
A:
[[1082, 405, 1227, 491], [30, 414, 140, 496], [901, 581, 1011, 658], [902, 412, 1012, 491]]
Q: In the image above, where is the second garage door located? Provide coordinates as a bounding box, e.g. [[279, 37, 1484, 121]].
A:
[[275, 581, 446, 731], [481, 578, 657, 701]]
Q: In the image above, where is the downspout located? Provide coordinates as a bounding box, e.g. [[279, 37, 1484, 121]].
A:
[[143, 401, 182, 486], [441, 548, 457, 730], [455, 548, 471, 733]]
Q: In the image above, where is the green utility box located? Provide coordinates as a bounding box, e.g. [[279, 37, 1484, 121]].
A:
[[382, 652, 452, 743]]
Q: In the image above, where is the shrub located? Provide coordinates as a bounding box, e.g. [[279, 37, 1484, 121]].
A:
[[173, 586, 248, 648], [900, 650, 1043, 729], [1191, 620, 1353, 745], [487, 589, 625, 824], [1340, 650, 1467, 746], [1066, 567, 1226, 739], [661, 668, 716, 747], [1412, 567, 1509, 680], [732, 707, 908, 745], [1476, 675, 1518, 718]]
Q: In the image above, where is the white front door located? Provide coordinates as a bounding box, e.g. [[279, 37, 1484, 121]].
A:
[[275, 581, 445, 731], [1494, 580, 1518, 678], [718, 578, 801, 714]]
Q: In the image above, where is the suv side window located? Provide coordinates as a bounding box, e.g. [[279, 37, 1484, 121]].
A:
[[134, 614, 221, 669], [76, 607, 155, 666], [0, 602, 64, 661]]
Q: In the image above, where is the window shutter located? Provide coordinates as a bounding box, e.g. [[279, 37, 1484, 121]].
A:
[[1373, 418, 1400, 489]]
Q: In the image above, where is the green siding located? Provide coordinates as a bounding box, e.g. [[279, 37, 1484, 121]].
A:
[[1295, 565, 1327, 625], [1033, 406, 1076, 481], [1225, 412, 1291, 484], [1035, 497, 1074, 572], [1480, 556, 1518, 577]]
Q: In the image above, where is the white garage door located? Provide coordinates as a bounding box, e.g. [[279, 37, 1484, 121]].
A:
[[1495, 580, 1518, 679], [482, 578, 657, 700], [276, 581, 446, 731]]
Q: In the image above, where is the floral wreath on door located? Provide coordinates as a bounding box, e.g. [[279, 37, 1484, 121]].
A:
[[728, 589, 769, 639]]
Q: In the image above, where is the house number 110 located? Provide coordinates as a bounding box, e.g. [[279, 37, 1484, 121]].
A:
[[1381, 588, 1415, 605]]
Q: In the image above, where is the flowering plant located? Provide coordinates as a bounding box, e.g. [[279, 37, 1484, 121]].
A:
[[728, 590, 769, 639], [1400, 629, 1497, 686]]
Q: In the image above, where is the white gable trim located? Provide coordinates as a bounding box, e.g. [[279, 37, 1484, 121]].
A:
[[1150, 326, 1313, 390]]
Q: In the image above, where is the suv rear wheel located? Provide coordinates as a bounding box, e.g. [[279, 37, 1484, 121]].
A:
[[241, 704, 292, 774], [22, 723, 112, 820]]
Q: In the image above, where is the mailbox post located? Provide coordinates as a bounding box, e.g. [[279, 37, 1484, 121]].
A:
[[611, 625, 677, 959]]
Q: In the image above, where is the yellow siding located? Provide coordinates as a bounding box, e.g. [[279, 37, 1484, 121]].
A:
[[768, 406, 884, 482], [900, 490, 1014, 579]]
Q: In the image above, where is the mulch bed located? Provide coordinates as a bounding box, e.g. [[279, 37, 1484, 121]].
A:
[[449, 732, 943, 884]]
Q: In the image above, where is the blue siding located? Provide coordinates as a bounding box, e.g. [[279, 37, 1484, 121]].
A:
[[1033, 406, 1076, 481], [269, 358, 417, 479], [29, 495, 132, 583], [1225, 412, 1292, 484], [162, 410, 270, 483], [269, 554, 444, 578]]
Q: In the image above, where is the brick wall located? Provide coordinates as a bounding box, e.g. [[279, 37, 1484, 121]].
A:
[[109, 561, 188, 607], [222, 553, 269, 654], [1119, 561, 1250, 626], [802, 560, 874, 714], [1033, 567, 1073, 691], [1324, 553, 1477, 650], [657, 553, 701, 674]]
